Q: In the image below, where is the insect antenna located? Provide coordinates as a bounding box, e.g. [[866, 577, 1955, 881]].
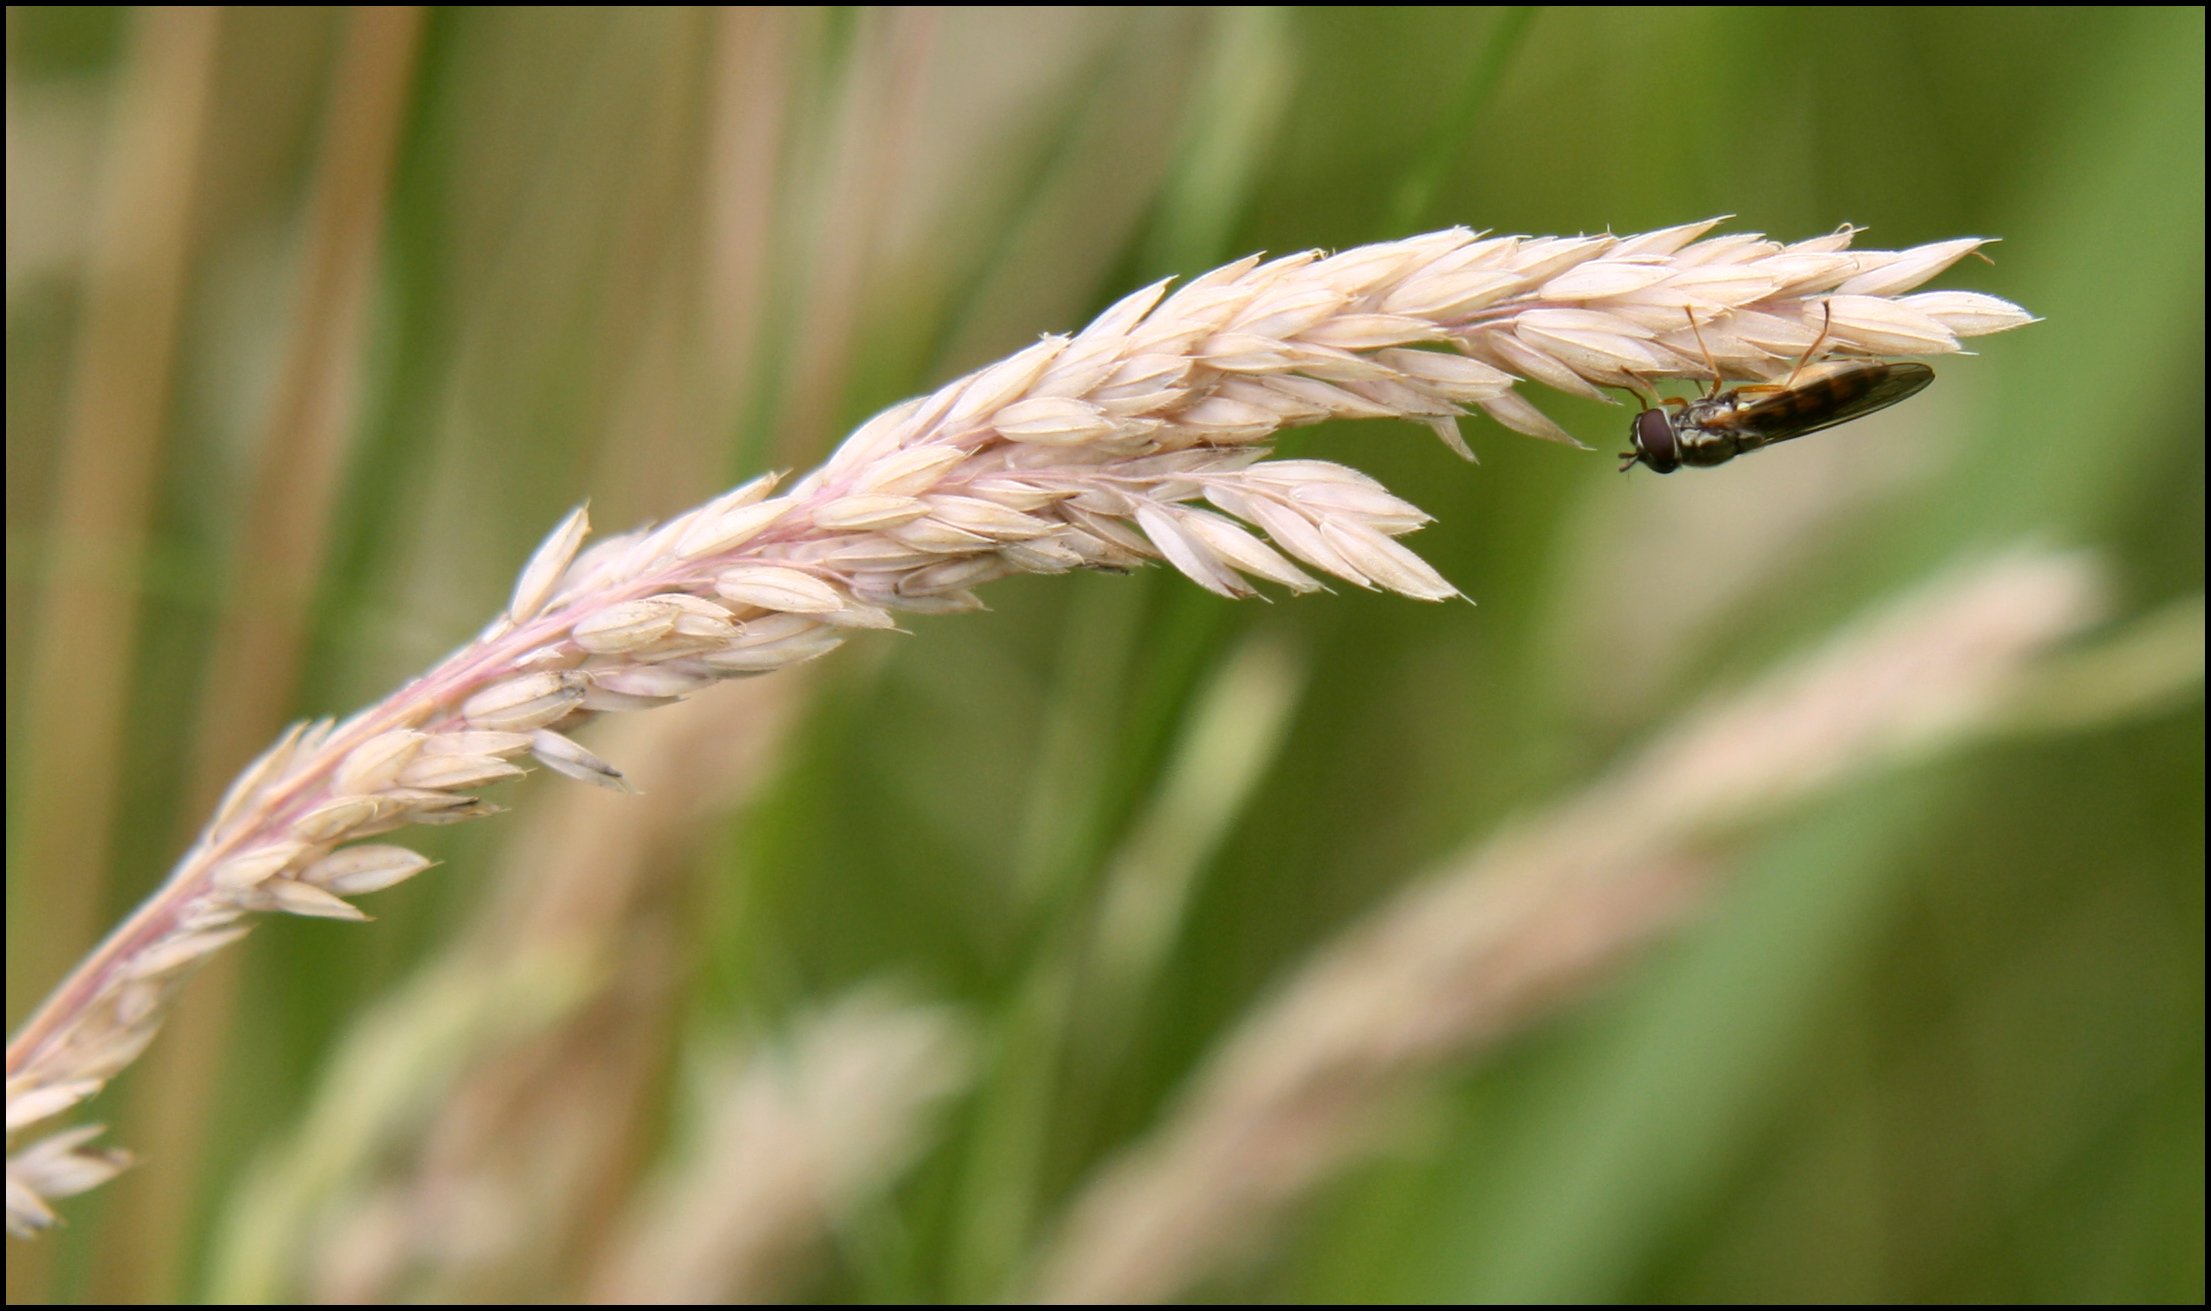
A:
[[1619, 376, 1660, 472]]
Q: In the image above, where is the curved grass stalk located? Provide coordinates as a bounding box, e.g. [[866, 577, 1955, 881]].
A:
[[1027, 549, 2107, 1303], [4, 219, 2031, 1233]]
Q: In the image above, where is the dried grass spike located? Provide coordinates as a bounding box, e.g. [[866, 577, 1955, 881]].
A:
[[4, 218, 2034, 1232]]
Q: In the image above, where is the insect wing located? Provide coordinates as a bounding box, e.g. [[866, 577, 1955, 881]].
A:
[[1732, 362, 1935, 451]]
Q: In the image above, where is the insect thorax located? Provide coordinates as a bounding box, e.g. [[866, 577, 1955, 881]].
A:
[[1672, 396, 1747, 466]]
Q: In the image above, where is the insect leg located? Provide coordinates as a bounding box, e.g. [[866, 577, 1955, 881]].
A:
[[1779, 300, 1837, 389], [1684, 309, 1725, 398]]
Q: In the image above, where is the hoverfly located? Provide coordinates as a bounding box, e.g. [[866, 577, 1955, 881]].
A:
[[1620, 306, 1934, 474]]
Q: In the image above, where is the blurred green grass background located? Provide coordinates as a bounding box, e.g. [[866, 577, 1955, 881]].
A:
[[5, 6, 2201, 1302]]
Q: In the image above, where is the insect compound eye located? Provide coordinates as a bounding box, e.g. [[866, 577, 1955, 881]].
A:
[[1631, 407, 1680, 473]]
